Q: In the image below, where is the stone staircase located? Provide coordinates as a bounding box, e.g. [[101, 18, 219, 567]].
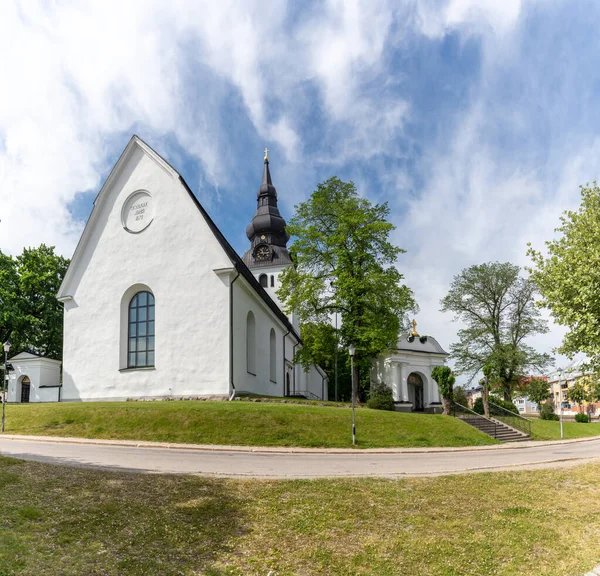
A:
[[460, 415, 531, 443]]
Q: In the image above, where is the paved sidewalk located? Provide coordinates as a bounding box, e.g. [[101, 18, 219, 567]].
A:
[[1, 434, 600, 478], [1, 433, 599, 453], [582, 566, 600, 576]]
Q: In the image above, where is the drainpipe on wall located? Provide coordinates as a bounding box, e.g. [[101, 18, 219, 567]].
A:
[[229, 269, 241, 401], [292, 342, 299, 395], [282, 329, 291, 397]]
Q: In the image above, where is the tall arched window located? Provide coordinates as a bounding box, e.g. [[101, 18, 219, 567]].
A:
[[269, 328, 277, 383], [128, 291, 155, 368], [259, 274, 268, 288], [246, 311, 256, 374]]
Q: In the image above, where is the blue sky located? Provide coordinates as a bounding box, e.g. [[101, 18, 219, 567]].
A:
[[1, 0, 599, 376]]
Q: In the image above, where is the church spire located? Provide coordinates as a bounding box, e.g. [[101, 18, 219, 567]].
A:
[[242, 149, 292, 270]]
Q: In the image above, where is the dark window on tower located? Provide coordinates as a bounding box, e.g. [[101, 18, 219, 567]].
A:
[[270, 275, 274, 287], [128, 291, 155, 368], [259, 274, 268, 287]]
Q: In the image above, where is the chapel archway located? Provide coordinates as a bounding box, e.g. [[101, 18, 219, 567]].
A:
[[407, 372, 424, 412], [20, 376, 31, 403]]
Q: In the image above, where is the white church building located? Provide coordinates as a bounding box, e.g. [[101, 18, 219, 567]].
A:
[[372, 324, 448, 413], [46, 136, 327, 402]]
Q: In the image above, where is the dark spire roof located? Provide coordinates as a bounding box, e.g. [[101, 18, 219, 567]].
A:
[[243, 149, 292, 269]]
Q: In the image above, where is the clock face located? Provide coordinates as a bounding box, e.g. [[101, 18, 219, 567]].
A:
[[254, 244, 271, 261]]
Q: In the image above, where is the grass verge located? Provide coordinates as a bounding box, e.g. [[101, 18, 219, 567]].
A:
[[1, 400, 496, 448], [530, 418, 600, 440], [1, 456, 600, 575]]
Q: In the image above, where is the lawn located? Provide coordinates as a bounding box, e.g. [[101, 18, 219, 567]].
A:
[[1, 456, 600, 575], [1, 400, 497, 448], [530, 418, 600, 440]]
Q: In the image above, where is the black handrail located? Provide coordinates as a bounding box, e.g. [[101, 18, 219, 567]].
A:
[[452, 401, 497, 439], [488, 401, 531, 437]]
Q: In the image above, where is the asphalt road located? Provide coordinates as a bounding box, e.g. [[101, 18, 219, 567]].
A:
[[1, 436, 600, 478]]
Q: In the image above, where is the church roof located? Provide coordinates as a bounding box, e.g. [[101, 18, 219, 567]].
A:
[[395, 335, 448, 355], [58, 136, 301, 343]]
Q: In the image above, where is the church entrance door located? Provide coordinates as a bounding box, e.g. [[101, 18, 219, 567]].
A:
[[407, 372, 424, 412], [21, 377, 31, 403]]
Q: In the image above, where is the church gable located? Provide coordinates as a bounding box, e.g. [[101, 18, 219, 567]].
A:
[[58, 136, 232, 301]]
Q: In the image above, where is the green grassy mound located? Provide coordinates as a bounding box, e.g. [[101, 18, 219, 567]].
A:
[[1, 456, 600, 575], [2, 400, 496, 448]]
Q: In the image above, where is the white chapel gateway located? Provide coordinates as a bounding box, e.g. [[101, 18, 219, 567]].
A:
[[57, 136, 327, 402]]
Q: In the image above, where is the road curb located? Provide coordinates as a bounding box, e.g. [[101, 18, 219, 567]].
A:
[[1, 434, 600, 454]]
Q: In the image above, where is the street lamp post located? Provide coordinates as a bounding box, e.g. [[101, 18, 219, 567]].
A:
[[348, 343, 356, 446], [2, 341, 11, 433], [334, 312, 338, 402], [558, 369, 564, 440]]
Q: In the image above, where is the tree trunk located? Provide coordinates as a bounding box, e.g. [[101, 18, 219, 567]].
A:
[[482, 377, 490, 418], [441, 395, 451, 416]]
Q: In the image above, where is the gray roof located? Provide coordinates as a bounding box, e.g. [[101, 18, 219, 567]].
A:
[[395, 335, 448, 355]]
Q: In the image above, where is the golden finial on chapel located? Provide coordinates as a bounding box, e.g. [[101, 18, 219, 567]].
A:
[[411, 319, 419, 337], [264, 147, 269, 162]]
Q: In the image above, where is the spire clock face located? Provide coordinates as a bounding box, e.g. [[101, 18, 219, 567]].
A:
[[254, 244, 271, 261]]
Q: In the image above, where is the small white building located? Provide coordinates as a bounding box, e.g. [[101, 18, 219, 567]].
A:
[[6, 352, 62, 403], [371, 329, 448, 413], [56, 136, 326, 402]]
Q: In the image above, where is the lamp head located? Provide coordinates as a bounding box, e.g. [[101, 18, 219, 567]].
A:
[[348, 343, 356, 357], [3, 341, 10, 353]]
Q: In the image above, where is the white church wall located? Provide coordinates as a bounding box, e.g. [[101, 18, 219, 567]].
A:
[[232, 278, 288, 397], [60, 144, 232, 401]]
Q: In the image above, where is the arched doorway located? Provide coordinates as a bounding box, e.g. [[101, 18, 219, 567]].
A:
[[20, 376, 31, 403], [407, 372, 424, 412]]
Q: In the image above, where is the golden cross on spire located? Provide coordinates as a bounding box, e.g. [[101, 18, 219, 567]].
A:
[[411, 319, 419, 337], [264, 147, 269, 162]]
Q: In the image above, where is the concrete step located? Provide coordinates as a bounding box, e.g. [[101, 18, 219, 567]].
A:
[[458, 416, 530, 442]]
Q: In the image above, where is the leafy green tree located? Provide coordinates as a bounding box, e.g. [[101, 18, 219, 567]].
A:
[[567, 381, 587, 412], [16, 245, 68, 358], [278, 177, 416, 403], [525, 378, 551, 411], [528, 183, 600, 373], [431, 365, 455, 415], [440, 262, 552, 401], [452, 385, 469, 408], [0, 251, 20, 346], [0, 245, 68, 359]]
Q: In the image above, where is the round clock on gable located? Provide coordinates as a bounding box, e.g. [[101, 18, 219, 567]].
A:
[[254, 244, 271, 261]]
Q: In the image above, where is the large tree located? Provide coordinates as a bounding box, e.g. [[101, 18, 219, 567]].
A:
[[528, 183, 600, 373], [525, 377, 551, 412], [278, 177, 416, 402], [0, 245, 68, 358], [441, 262, 552, 401]]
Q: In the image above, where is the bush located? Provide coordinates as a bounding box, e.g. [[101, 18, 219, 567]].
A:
[[472, 395, 519, 415], [472, 397, 484, 415], [540, 402, 559, 421], [367, 382, 395, 411], [575, 412, 590, 423], [490, 396, 519, 414]]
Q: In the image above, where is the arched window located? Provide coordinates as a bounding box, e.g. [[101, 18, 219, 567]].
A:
[[246, 311, 256, 374], [270, 275, 274, 287], [128, 291, 155, 368], [269, 328, 277, 382], [259, 274, 268, 288]]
